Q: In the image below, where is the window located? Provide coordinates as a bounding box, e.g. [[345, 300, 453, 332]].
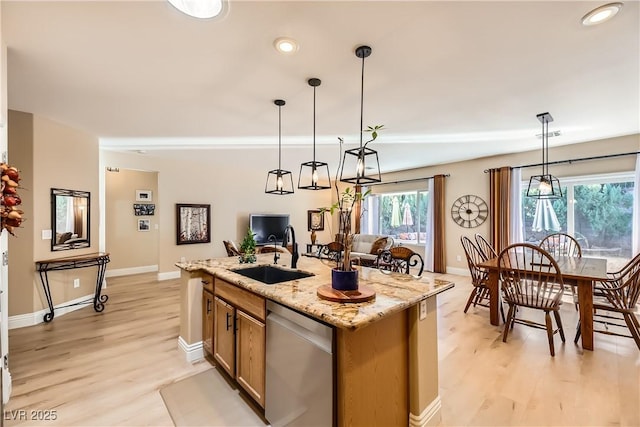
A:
[[522, 172, 634, 262], [362, 190, 429, 245]]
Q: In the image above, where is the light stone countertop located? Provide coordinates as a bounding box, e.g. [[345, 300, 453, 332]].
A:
[[176, 253, 454, 330]]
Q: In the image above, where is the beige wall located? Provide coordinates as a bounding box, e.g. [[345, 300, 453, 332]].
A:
[[7, 111, 34, 315], [100, 149, 334, 276], [8, 110, 100, 316], [105, 168, 159, 271], [378, 134, 640, 273]]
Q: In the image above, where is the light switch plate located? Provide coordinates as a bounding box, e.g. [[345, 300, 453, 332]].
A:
[[419, 299, 427, 320], [42, 229, 52, 240]]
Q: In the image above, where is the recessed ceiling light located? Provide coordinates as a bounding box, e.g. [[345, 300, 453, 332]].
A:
[[167, 0, 224, 19], [274, 37, 299, 54], [581, 2, 623, 26]]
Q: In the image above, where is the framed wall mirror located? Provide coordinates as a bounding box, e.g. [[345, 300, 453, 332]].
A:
[[51, 188, 91, 251]]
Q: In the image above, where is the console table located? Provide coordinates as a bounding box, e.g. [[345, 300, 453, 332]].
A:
[[35, 252, 110, 323]]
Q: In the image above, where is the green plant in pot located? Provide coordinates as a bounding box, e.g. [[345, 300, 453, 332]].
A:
[[239, 227, 257, 264], [320, 125, 381, 291]]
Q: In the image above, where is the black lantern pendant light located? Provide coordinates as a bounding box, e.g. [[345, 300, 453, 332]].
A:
[[298, 78, 331, 190], [526, 112, 562, 199], [265, 99, 294, 195], [339, 45, 381, 185]]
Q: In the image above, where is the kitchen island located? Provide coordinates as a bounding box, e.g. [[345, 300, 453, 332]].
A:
[[177, 253, 454, 427]]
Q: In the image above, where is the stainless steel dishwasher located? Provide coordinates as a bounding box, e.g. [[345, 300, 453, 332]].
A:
[[265, 300, 334, 427]]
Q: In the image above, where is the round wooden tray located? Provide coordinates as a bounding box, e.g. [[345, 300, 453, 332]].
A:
[[317, 284, 376, 303]]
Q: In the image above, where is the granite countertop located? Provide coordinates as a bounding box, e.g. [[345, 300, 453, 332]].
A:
[[176, 253, 454, 330]]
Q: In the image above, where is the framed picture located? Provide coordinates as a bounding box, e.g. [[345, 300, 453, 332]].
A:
[[135, 189, 153, 202], [137, 219, 151, 232], [133, 203, 155, 216], [176, 203, 211, 245], [307, 210, 324, 231]]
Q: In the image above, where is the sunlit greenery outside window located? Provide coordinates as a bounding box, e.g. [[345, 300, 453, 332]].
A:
[[522, 172, 634, 259], [363, 190, 429, 245]]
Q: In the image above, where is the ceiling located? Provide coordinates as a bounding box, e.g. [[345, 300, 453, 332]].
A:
[[3, 0, 639, 173]]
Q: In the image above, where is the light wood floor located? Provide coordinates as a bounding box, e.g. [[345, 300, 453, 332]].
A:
[[4, 272, 639, 426]]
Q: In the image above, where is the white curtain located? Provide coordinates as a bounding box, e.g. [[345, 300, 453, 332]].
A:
[[424, 179, 435, 272], [360, 186, 378, 234], [633, 154, 640, 255], [509, 168, 524, 244]]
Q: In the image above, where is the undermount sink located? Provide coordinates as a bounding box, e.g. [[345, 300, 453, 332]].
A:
[[231, 265, 315, 285]]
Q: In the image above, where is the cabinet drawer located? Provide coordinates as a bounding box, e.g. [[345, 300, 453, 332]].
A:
[[215, 278, 266, 322], [201, 274, 214, 293]]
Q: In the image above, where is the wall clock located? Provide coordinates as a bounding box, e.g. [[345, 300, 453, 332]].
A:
[[451, 195, 488, 228]]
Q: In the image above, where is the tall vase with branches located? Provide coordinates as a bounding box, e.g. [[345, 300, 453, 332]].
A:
[[321, 125, 382, 272]]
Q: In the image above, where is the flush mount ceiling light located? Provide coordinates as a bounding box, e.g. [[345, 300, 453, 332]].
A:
[[168, 0, 224, 19], [526, 112, 562, 199], [274, 37, 299, 54], [581, 2, 623, 26], [265, 100, 294, 195], [298, 78, 331, 190], [339, 45, 382, 185]]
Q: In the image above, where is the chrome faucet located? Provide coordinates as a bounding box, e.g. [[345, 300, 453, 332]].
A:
[[282, 225, 299, 269], [267, 234, 280, 265]]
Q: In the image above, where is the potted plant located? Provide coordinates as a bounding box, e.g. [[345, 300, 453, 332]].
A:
[[320, 125, 382, 290], [239, 227, 257, 264]]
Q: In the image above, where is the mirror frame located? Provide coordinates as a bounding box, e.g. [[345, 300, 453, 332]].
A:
[[51, 188, 91, 251]]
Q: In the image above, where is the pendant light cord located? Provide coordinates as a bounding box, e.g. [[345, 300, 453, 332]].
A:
[[278, 104, 282, 171], [359, 53, 365, 149], [313, 85, 316, 162]]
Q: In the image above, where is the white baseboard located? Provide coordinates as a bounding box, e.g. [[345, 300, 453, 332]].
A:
[[409, 396, 442, 427], [158, 270, 181, 281], [446, 266, 470, 276], [9, 293, 94, 329], [106, 265, 158, 278], [178, 336, 204, 363]]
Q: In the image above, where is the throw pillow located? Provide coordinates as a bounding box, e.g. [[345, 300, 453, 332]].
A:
[[370, 237, 388, 255]]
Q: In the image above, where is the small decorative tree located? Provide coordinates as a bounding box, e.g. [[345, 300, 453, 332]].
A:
[[239, 227, 257, 263]]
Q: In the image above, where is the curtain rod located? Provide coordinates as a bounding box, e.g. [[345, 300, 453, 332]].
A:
[[365, 174, 450, 187], [484, 151, 639, 173]]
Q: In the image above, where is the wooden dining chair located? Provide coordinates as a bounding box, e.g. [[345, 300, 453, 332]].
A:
[[223, 240, 241, 257], [460, 236, 504, 321], [575, 253, 640, 350], [320, 241, 344, 264], [375, 246, 424, 276], [474, 233, 498, 261], [539, 232, 582, 310], [539, 233, 582, 258], [499, 243, 565, 356]]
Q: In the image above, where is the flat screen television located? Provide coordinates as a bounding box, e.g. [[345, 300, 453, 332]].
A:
[[249, 214, 290, 245]]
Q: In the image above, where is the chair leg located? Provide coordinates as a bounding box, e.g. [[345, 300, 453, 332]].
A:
[[571, 285, 578, 311], [622, 313, 640, 350], [463, 288, 478, 313], [502, 304, 515, 343], [545, 311, 556, 356], [500, 301, 506, 324], [574, 319, 582, 344], [553, 310, 565, 342]]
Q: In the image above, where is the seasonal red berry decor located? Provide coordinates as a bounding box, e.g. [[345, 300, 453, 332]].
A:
[[0, 163, 24, 236]]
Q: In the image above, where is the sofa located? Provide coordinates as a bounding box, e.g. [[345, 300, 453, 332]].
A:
[[348, 234, 394, 266]]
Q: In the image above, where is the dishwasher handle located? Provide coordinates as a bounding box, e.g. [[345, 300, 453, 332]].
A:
[[267, 311, 332, 354]]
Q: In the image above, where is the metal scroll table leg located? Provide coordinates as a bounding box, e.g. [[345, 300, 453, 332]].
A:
[[93, 260, 109, 312], [39, 269, 55, 323]]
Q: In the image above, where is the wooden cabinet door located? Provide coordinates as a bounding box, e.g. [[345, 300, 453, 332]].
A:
[[235, 309, 266, 408], [202, 289, 214, 357], [214, 297, 235, 377]]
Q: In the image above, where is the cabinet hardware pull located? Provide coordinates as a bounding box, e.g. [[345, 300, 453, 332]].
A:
[[226, 312, 232, 331], [206, 299, 211, 314], [201, 280, 210, 284]]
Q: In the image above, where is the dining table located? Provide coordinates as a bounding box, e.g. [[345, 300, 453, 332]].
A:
[[477, 255, 608, 351]]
